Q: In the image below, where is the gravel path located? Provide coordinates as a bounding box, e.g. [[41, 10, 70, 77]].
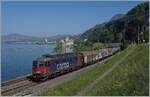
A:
[[76, 48, 134, 96]]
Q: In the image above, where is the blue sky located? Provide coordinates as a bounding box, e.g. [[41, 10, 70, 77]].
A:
[[2, 1, 143, 37]]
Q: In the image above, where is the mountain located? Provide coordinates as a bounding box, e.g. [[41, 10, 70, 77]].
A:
[[80, 13, 124, 40], [46, 34, 79, 41], [2, 33, 79, 43], [80, 22, 107, 39], [127, 2, 149, 16], [80, 2, 149, 43], [109, 14, 124, 21], [2, 33, 39, 42]]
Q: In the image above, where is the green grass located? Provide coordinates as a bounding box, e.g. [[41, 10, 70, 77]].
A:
[[41, 45, 137, 96], [86, 44, 149, 96]]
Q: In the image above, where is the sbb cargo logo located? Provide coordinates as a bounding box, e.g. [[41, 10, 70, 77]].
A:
[[57, 62, 70, 70]]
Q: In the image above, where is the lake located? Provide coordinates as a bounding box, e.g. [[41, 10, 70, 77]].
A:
[[1, 43, 56, 81]]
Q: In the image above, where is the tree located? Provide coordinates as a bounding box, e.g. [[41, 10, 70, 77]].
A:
[[53, 41, 64, 54], [127, 2, 149, 15], [115, 32, 123, 42], [73, 39, 91, 54], [125, 15, 145, 44], [93, 43, 105, 50], [143, 26, 149, 42], [121, 37, 128, 50]]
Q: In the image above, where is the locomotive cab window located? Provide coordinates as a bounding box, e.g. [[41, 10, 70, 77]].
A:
[[33, 61, 38, 67], [45, 61, 50, 66], [39, 64, 44, 67], [33, 63, 38, 68], [33, 63, 45, 68]]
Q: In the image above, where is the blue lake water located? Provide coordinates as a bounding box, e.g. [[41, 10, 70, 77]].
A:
[[1, 43, 55, 81]]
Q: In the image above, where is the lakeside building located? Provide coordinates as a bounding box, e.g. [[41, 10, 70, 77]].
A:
[[60, 37, 74, 53]]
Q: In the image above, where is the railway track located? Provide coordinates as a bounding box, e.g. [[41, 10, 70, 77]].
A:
[[1, 74, 32, 87], [1, 71, 72, 96], [1, 75, 37, 96]]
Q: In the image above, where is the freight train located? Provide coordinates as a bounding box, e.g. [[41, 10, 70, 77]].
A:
[[32, 46, 120, 81]]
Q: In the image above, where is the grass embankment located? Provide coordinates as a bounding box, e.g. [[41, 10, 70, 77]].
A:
[[86, 44, 149, 96], [41, 45, 135, 96]]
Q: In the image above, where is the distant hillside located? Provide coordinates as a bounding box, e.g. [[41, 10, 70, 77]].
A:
[[109, 14, 124, 22], [127, 2, 149, 15], [2, 33, 40, 42], [80, 14, 124, 40], [80, 2, 149, 44], [45, 34, 79, 42], [2, 33, 79, 43], [80, 13, 125, 40], [81, 22, 107, 40]]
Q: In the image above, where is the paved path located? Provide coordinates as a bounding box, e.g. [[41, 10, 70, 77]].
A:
[[76, 48, 134, 96]]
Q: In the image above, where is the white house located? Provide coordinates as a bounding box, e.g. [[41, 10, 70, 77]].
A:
[[60, 37, 74, 53]]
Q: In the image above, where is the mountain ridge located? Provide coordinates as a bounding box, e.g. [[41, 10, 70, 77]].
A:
[[2, 33, 79, 43], [80, 2, 149, 44]]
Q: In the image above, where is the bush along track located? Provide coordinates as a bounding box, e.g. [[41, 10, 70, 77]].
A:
[[40, 45, 146, 96]]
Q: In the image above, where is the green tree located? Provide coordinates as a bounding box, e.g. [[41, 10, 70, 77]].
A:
[[115, 32, 123, 42], [143, 26, 149, 42], [127, 2, 149, 15], [54, 41, 64, 54], [93, 43, 105, 50], [73, 39, 87, 53]]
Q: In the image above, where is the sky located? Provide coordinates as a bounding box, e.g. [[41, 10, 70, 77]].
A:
[[2, 1, 144, 37]]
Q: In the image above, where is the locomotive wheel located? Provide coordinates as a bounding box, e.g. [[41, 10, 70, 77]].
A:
[[50, 74, 56, 78], [41, 76, 48, 81]]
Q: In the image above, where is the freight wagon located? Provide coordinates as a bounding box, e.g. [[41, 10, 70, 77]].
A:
[[32, 47, 120, 81]]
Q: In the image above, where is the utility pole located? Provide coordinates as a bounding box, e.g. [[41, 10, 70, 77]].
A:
[[91, 41, 93, 64], [137, 26, 139, 44], [141, 31, 144, 43], [64, 39, 66, 54]]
